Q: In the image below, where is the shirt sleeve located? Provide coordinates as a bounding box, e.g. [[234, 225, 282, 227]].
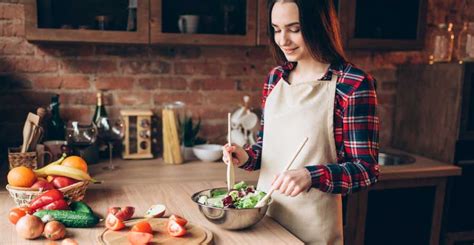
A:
[[305, 76, 380, 195]]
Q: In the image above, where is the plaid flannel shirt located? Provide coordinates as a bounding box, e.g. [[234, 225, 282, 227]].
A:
[[241, 62, 380, 195]]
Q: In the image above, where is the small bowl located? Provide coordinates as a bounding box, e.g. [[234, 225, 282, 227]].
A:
[[193, 144, 223, 162], [191, 187, 271, 230]]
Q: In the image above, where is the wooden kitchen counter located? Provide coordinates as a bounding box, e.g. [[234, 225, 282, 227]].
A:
[[0, 159, 302, 245]]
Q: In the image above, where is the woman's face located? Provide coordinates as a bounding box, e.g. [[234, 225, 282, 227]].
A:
[[271, 2, 310, 62]]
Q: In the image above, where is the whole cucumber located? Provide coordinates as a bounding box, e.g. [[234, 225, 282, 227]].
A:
[[34, 210, 99, 228], [70, 201, 94, 214]]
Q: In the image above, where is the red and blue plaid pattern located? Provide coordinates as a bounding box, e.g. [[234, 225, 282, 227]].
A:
[[241, 62, 380, 195]]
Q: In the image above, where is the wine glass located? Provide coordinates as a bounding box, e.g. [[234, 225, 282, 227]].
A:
[[95, 117, 125, 170], [66, 121, 98, 147]]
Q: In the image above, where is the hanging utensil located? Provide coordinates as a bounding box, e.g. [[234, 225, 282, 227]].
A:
[[255, 137, 309, 208]]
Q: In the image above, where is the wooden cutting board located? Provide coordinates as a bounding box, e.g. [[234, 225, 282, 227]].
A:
[[98, 218, 213, 245]]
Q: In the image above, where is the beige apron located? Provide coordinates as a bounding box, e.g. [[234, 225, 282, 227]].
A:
[[257, 73, 343, 245]]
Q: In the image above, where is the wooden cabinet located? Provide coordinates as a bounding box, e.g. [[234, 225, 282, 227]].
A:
[[337, 0, 428, 50], [257, 0, 428, 50], [25, 0, 258, 46], [149, 0, 257, 46], [24, 0, 149, 44]]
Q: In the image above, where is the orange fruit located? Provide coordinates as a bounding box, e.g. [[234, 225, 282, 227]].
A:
[[61, 156, 88, 173], [7, 166, 37, 187]]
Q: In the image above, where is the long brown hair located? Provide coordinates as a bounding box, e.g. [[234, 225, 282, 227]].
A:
[[267, 0, 347, 65]]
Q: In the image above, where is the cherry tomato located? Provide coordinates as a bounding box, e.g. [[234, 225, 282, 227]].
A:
[[131, 221, 153, 234], [105, 213, 125, 231], [8, 207, 29, 224], [127, 231, 153, 245], [167, 220, 187, 237], [169, 214, 187, 226]]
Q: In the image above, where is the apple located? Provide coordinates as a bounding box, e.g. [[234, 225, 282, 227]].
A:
[[30, 179, 55, 190], [51, 176, 78, 189]]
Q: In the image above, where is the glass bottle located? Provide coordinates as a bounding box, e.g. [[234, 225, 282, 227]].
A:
[[126, 0, 137, 31], [429, 23, 454, 63], [457, 21, 474, 63], [92, 92, 108, 125], [46, 94, 65, 140]]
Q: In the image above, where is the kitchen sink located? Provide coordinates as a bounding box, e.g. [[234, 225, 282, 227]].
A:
[[378, 152, 416, 166]]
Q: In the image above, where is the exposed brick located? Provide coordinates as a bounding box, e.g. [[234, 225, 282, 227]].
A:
[[0, 22, 24, 37], [30, 75, 90, 89], [174, 62, 221, 76], [95, 76, 134, 90], [14, 57, 59, 73], [199, 123, 228, 144], [0, 3, 23, 20], [0, 91, 52, 107], [247, 47, 272, 60], [120, 60, 171, 74], [60, 107, 92, 123], [200, 47, 248, 60], [138, 77, 187, 90], [177, 47, 201, 59], [149, 46, 177, 58], [61, 92, 96, 105], [62, 59, 117, 74], [380, 81, 398, 92], [204, 91, 260, 107], [238, 78, 263, 91], [154, 91, 204, 106], [224, 63, 256, 76], [35, 43, 95, 57], [369, 68, 397, 83], [192, 78, 236, 90], [377, 105, 393, 147], [114, 91, 152, 105], [0, 39, 34, 55], [95, 45, 149, 58]]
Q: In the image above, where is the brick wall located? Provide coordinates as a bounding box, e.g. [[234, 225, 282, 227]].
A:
[[0, 0, 469, 158]]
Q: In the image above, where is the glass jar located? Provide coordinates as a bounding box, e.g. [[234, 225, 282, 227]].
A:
[[429, 23, 454, 63], [162, 101, 186, 164], [457, 22, 474, 63]]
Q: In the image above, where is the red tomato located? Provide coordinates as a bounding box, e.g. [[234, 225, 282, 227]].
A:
[[8, 207, 29, 224], [131, 221, 153, 234], [105, 213, 125, 231], [127, 231, 153, 245], [107, 206, 135, 221], [169, 214, 187, 226], [167, 220, 187, 237]]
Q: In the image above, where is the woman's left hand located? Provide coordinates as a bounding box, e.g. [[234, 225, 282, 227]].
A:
[[271, 168, 312, 197]]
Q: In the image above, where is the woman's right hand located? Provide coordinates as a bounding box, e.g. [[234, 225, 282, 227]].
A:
[[222, 143, 249, 167]]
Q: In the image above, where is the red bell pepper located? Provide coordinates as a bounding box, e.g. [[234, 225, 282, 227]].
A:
[[36, 199, 69, 211], [29, 189, 68, 213]]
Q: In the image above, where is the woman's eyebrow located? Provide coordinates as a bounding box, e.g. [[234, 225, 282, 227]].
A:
[[271, 22, 300, 28]]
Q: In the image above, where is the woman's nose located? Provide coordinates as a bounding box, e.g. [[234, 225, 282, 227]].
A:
[[277, 31, 291, 46]]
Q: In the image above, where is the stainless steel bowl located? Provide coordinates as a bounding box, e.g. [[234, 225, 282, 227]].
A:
[[191, 187, 271, 230]]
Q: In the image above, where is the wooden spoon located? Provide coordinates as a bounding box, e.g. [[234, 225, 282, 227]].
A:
[[226, 113, 235, 191], [255, 137, 309, 208]]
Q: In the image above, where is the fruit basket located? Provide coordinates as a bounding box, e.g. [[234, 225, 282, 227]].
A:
[[5, 181, 89, 207]]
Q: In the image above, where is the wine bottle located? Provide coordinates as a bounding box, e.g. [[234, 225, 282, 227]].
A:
[[46, 94, 65, 140], [92, 92, 107, 125]]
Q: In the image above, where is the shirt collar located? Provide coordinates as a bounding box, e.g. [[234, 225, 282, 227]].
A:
[[281, 61, 343, 81]]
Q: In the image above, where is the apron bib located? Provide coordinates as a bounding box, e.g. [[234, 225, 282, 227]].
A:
[[257, 74, 343, 245]]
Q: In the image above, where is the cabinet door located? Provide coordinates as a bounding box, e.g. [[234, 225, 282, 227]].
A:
[[25, 0, 149, 44], [338, 0, 427, 50], [150, 0, 257, 46]]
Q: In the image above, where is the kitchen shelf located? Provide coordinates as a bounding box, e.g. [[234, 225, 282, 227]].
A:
[[150, 0, 257, 46], [25, 0, 149, 44]]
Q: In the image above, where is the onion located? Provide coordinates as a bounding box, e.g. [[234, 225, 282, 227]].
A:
[[43, 221, 66, 240], [15, 215, 44, 239]]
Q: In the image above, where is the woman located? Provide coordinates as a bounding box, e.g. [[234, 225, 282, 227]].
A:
[[223, 0, 379, 244]]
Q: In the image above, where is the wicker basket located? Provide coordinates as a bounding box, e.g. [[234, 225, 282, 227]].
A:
[[8, 147, 38, 170], [5, 181, 89, 207]]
